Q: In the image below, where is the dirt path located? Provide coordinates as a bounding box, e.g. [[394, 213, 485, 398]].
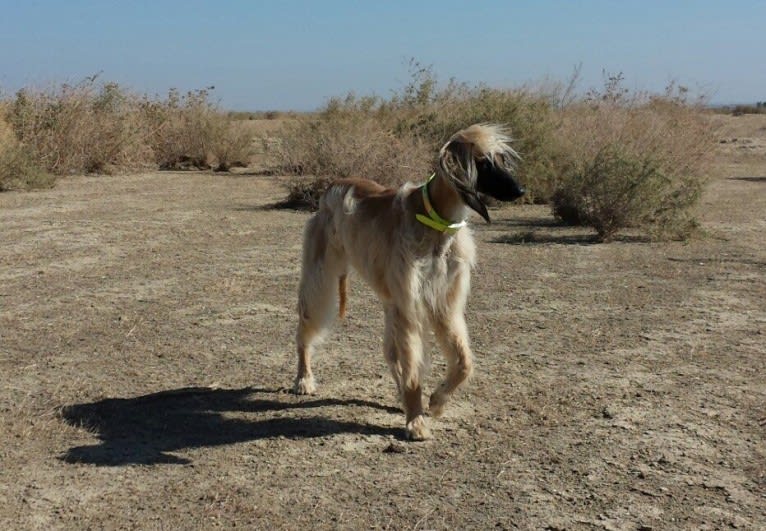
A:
[[1, 164, 764, 529]]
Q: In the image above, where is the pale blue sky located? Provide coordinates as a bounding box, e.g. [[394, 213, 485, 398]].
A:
[[1, 1, 763, 110]]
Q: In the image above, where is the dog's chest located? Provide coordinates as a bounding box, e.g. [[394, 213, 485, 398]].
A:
[[417, 243, 458, 287], [413, 252, 460, 313], [420, 251, 449, 279]]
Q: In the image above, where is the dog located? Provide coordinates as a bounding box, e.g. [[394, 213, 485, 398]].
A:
[[293, 124, 525, 440]]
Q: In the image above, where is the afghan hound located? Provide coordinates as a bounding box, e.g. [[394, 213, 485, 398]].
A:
[[293, 124, 525, 440]]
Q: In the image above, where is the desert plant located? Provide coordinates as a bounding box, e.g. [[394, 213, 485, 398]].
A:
[[381, 62, 562, 202], [281, 176, 334, 210], [267, 92, 432, 207], [731, 103, 766, 115], [0, 144, 54, 191], [395, 84, 561, 203], [3, 78, 253, 177], [142, 87, 252, 171], [550, 79, 713, 240], [8, 78, 152, 175], [267, 63, 559, 208], [209, 122, 253, 171], [551, 145, 699, 240], [0, 114, 53, 191]]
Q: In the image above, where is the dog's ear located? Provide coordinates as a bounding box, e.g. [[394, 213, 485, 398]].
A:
[[439, 140, 491, 222]]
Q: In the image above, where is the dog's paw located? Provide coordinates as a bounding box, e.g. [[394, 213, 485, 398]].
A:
[[428, 391, 447, 418], [293, 375, 316, 395], [405, 415, 432, 441]]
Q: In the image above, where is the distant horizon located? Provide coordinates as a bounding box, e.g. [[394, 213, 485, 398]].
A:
[[1, 1, 764, 111]]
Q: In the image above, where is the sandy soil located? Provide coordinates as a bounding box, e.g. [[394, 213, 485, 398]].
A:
[[0, 116, 764, 529]]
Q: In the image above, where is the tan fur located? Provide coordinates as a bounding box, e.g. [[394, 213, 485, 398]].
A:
[[444, 123, 518, 160], [293, 124, 510, 440]]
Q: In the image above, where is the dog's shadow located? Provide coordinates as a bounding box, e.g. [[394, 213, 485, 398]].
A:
[[59, 387, 402, 466]]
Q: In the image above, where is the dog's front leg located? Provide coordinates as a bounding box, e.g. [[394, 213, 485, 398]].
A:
[[428, 311, 474, 417], [388, 306, 431, 440]]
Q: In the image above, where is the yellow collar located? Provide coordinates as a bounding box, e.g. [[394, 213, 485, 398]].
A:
[[415, 174, 467, 235]]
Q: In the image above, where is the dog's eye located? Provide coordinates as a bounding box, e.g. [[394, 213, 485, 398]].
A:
[[477, 157, 493, 170]]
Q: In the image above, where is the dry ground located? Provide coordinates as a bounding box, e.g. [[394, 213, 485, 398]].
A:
[[0, 116, 764, 529]]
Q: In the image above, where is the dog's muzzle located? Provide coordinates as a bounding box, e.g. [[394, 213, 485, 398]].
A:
[[476, 159, 525, 202]]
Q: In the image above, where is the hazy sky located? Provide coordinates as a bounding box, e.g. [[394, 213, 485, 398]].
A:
[[1, 1, 763, 110]]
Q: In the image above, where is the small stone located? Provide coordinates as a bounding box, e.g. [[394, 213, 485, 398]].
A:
[[383, 443, 406, 454]]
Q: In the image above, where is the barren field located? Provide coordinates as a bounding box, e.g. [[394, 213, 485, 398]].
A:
[[1, 116, 765, 529]]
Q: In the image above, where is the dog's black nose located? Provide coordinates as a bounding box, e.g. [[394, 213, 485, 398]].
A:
[[507, 185, 525, 200]]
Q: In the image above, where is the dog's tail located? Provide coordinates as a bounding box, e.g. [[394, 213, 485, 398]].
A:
[[338, 274, 347, 318]]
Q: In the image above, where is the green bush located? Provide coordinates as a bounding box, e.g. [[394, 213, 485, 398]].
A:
[[552, 145, 703, 240], [0, 144, 54, 192], [550, 80, 713, 240], [0, 116, 53, 191], [271, 68, 713, 239]]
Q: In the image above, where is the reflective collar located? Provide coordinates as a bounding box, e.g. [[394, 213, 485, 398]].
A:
[[415, 173, 467, 235]]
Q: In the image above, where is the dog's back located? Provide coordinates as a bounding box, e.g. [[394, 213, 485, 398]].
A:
[[316, 178, 415, 300]]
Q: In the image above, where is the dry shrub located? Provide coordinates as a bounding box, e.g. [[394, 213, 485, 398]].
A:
[[391, 66, 561, 203], [729, 103, 766, 116], [1, 78, 253, 183], [268, 94, 432, 207], [142, 88, 252, 171], [551, 145, 697, 240], [551, 79, 714, 240], [282, 176, 334, 210], [268, 63, 556, 208], [418, 87, 559, 203], [0, 109, 54, 191], [9, 78, 152, 175], [228, 110, 289, 120], [0, 144, 54, 192], [271, 94, 432, 184], [270, 66, 713, 235]]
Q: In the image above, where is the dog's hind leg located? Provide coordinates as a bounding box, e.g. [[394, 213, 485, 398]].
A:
[[295, 308, 325, 395], [383, 306, 402, 396], [294, 215, 346, 395]]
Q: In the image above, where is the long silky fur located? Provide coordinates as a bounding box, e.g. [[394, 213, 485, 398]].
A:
[[292, 123, 515, 440]]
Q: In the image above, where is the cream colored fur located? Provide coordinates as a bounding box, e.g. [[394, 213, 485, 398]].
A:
[[294, 124, 511, 440]]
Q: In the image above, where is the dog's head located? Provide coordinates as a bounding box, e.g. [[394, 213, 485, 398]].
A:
[[438, 123, 525, 222]]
